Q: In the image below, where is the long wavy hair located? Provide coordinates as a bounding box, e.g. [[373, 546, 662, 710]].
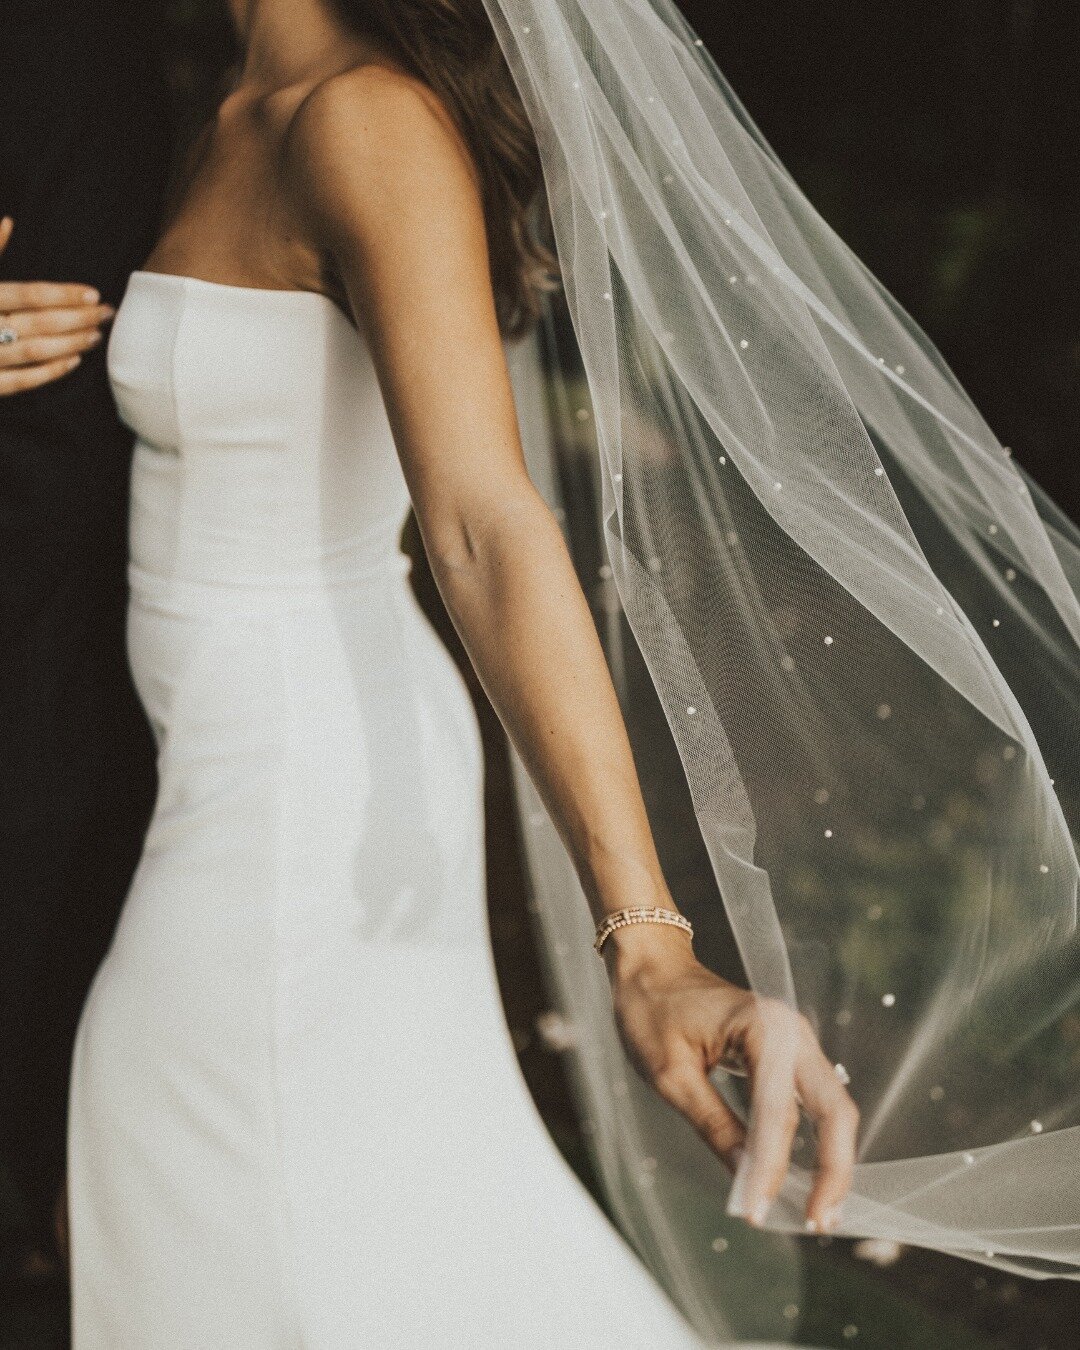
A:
[[332, 0, 557, 338]]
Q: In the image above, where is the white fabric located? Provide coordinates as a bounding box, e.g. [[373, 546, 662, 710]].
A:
[[480, 0, 1080, 1326], [67, 271, 708, 1348]]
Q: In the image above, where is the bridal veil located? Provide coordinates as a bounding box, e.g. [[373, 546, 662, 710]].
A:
[[488, 0, 1080, 1340]]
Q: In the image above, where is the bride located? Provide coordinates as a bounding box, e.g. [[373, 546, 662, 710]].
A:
[[68, 0, 859, 1343]]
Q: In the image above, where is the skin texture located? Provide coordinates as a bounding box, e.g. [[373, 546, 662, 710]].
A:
[[0, 219, 115, 396], [146, 0, 860, 1230]]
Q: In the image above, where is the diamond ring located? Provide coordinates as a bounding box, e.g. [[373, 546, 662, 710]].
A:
[[0, 325, 17, 346]]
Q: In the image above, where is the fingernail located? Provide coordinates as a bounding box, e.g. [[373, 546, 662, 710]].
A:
[[726, 1182, 746, 1219], [87, 331, 102, 345], [821, 1205, 841, 1234], [68, 357, 82, 369], [749, 1197, 769, 1227], [101, 305, 116, 318], [83, 288, 100, 304], [725, 1146, 752, 1218], [805, 1217, 819, 1234]]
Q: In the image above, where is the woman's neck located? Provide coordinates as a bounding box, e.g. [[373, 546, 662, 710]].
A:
[[225, 0, 374, 92]]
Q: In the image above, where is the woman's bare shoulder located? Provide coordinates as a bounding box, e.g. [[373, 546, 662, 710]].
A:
[[282, 63, 480, 236]]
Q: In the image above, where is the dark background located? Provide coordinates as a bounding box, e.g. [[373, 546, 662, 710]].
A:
[[3, 2, 1077, 1347]]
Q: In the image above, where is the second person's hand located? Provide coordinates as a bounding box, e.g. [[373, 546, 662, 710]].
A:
[[0, 217, 116, 396]]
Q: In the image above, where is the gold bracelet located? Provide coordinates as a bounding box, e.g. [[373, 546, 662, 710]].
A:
[[593, 906, 694, 955]]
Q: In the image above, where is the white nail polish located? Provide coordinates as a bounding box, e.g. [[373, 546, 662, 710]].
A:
[[805, 1217, 818, 1234], [725, 1149, 752, 1219], [725, 1180, 747, 1219], [750, 1197, 769, 1226]]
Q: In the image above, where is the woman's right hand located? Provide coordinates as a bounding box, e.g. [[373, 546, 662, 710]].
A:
[[604, 920, 859, 1233], [0, 217, 116, 396]]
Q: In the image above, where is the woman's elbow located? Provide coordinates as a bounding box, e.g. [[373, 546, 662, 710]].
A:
[[420, 482, 553, 580]]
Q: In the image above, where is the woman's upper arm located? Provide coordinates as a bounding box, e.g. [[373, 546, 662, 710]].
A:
[[287, 69, 535, 563]]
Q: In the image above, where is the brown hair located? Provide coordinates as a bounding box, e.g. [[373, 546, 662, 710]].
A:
[[334, 0, 557, 338]]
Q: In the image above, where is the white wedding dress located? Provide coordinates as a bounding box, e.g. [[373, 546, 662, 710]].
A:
[[66, 270, 704, 1348]]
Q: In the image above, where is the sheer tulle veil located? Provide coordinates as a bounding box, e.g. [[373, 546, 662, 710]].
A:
[[486, 0, 1080, 1340]]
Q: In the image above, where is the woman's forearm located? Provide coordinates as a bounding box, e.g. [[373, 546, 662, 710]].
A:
[[421, 481, 675, 926], [294, 82, 859, 1223]]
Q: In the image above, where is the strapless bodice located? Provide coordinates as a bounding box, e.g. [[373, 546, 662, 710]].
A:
[[107, 271, 412, 598]]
